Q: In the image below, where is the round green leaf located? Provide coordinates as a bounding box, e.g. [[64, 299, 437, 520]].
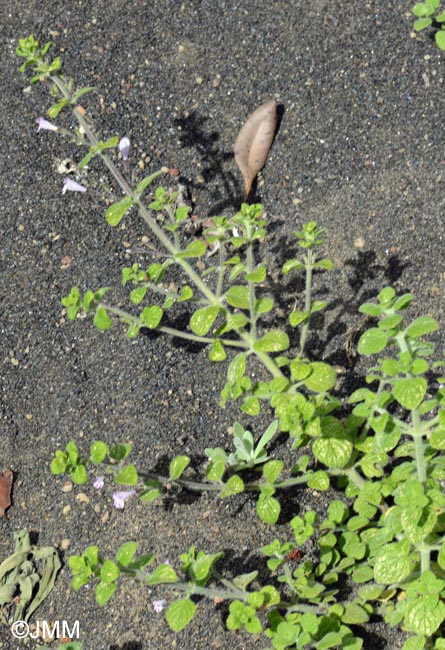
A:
[[140, 305, 163, 329], [405, 316, 438, 338], [94, 307, 112, 331], [436, 29, 445, 50], [313, 438, 353, 469], [189, 305, 220, 336], [116, 541, 138, 566], [253, 331, 289, 353], [392, 378, 427, 410], [100, 560, 120, 583], [357, 328, 388, 355], [114, 464, 138, 485], [373, 543, 411, 584], [147, 564, 178, 585], [166, 598, 196, 632], [304, 362, 336, 392], [90, 441, 109, 464], [256, 492, 280, 524], [95, 580, 116, 605], [169, 455, 190, 480], [225, 285, 249, 309], [404, 595, 445, 636]]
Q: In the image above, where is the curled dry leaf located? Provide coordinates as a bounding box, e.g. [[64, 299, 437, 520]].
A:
[[0, 469, 13, 517], [234, 98, 277, 201]]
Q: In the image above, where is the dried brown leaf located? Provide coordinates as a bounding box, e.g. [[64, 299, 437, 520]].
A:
[[234, 98, 277, 201], [0, 469, 13, 517]]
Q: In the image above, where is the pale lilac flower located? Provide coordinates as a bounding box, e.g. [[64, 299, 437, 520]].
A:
[[118, 136, 130, 161], [62, 178, 87, 194], [152, 599, 165, 613], [93, 476, 104, 490], [112, 489, 136, 509], [36, 116, 59, 132]]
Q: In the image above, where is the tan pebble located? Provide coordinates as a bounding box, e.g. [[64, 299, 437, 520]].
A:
[[62, 481, 73, 493], [196, 174, 205, 184], [212, 76, 221, 88], [161, 165, 169, 174], [101, 511, 110, 524], [11, 358, 19, 367], [25, 414, 32, 420], [76, 493, 90, 504], [195, 76, 203, 84], [169, 168, 179, 176], [138, 160, 145, 170], [60, 538, 70, 551], [62, 505, 71, 515], [354, 237, 365, 249], [94, 504, 100, 513]]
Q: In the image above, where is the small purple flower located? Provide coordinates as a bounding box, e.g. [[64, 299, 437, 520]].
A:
[[36, 116, 59, 132], [152, 599, 165, 613], [112, 489, 136, 509], [62, 178, 87, 195], [93, 476, 104, 490], [118, 136, 130, 161]]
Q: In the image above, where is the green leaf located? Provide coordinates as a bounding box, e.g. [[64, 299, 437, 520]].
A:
[[225, 285, 250, 309], [257, 491, 280, 524], [135, 170, 163, 196], [109, 443, 132, 461], [241, 396, 260, 415], [282, 258, 303, 275], [220, 475, 244, 497], [255, 297, 274, 314], [289, 310, 309, 327], [130, 286, 147, 305], [147, 564, 178, 584], [189, 305, 220, 336], [404, 595, 445, 636], [100, 560, 120, 583], [209, 339, 226, 362], [263, 460, 283, 484], [373, 542, 411, 584], [114, 464, 138, 485], [106, 196, 133, 226], [71, 464, 88, 485], [405, 316, 438, 338], [166, 598, 196, 632], [47, 98, 70, 118], [342, 602, 370, 624], [304, 362, 336, 392], [140, 305, 163, 329], [169, 455, 190, 480], [93, 307, 112, 330], [313, 438, 353, 469], [436, 29, 445, 50], [95, 580, 116, 605], [307, 470, 330, 490], [90, 441, 109, 464], [116, 542, 138, 567], [176, 241, 206, 258], [73, 86, 98, 101], [246, 265, 266, 282], [313, 258, 333, 270], [253, 331, 289, 352], [392, 378, 427, 410], [357, 328, 388, 355]]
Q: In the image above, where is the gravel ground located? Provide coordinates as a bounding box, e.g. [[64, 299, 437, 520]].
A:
[[1, 1, 445, 649]]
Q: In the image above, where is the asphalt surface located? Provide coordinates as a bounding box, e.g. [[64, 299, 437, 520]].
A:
[[2, 1, 445, 649]]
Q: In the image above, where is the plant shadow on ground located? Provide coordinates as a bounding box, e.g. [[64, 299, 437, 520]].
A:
[[173, 104, 285, 214], [110, 643, 143, 650]]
